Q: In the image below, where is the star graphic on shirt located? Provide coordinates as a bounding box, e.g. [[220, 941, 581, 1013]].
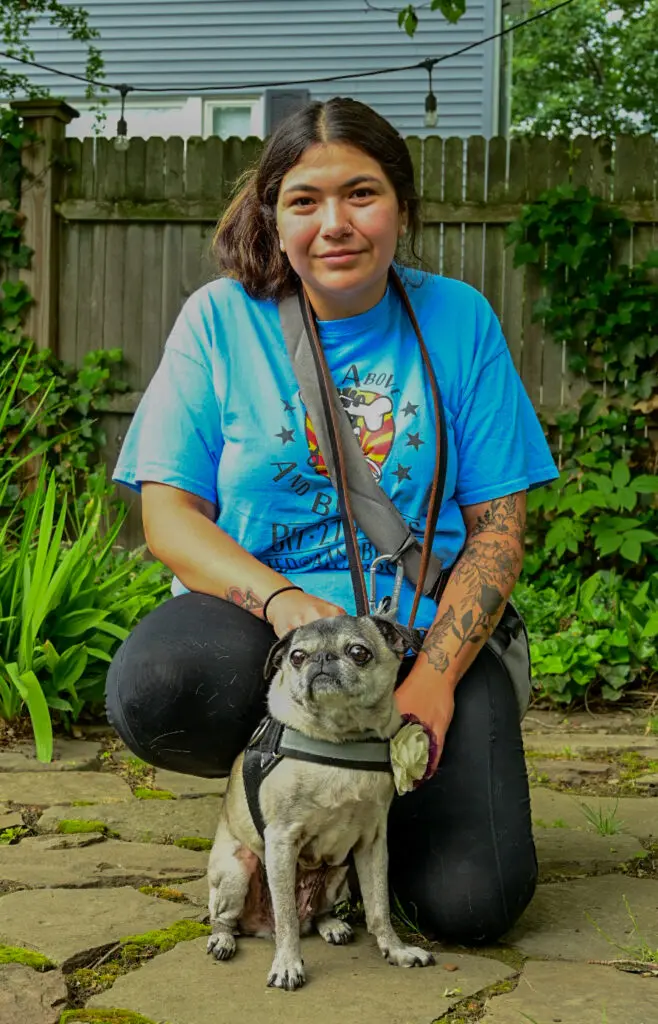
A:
[[275, 426, 295, 445], [282, 400, 295, 413], [406, 431, 424, 450], [402, 402, 419, 418], [393, 464, 411, 482]]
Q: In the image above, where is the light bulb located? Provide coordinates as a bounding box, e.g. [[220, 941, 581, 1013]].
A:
[[425, 91, 438, 129], [114, 114, 129, 152]]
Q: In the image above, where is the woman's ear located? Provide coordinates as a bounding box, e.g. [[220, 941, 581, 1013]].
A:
[[263, 633, 294, 681]]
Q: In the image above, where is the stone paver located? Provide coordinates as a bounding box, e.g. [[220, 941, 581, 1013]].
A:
[[176, 877, 208, 906], [531, 757, 612, 786], [522, 710, 649, 733], [88, 934, 515, 1024], [635, 773, 658, 792], [481, 960, 656, 1024], [0, 964, 68, 1024], [0, 834, 207, 888], [153, 769, 228, 798], [37, 795, 220, 844], [531, 786, 658, 840], [0, 807, 23, 830], [534, 827, 644, 877], [0, 887, 200, 968], [0, 740, 102, 773], [0, 771, 132, 807], [524, 732, 658, 756], [505, 876, 658, 960]]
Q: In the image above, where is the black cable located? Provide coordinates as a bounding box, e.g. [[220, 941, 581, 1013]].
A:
[[0, 0, 576, 97]]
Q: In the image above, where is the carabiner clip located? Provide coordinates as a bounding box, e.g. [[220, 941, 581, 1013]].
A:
[[369, 554, 405, 620]]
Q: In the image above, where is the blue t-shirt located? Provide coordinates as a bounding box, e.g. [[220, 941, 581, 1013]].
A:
[[113, 265, 558, 630]]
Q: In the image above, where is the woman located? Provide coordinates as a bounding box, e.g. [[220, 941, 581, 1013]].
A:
[[107, 97, 559, 945]]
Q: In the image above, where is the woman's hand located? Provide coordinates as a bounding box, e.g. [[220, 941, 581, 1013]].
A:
[[266, 589, 347, 639], [394, 666, 456, 778]]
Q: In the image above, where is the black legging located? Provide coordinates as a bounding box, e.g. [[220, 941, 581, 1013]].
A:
[[105, 592, 537, 945]]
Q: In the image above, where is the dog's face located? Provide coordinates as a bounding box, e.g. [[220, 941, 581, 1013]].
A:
[[264, 616, 409, 739]]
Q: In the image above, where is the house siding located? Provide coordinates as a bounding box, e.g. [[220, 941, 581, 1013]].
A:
[[2, 0, 500, 137]]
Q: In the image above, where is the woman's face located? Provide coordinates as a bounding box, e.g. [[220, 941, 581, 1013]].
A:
[[276, 141, 408, 320]]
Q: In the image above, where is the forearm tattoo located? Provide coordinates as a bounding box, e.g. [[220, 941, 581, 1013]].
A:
[[226, 587, 264, 613], [423, 494, 526, 674]]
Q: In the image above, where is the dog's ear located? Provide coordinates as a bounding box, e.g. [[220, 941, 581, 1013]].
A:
[[370, 617, 418, 657], [263, 632, 294, 682]]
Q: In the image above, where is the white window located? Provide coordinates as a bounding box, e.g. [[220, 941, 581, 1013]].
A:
[[203, 98, 263, 139]]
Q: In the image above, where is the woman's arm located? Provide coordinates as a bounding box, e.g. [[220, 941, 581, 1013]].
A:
[[422, 490, 526, 684], [396, 490, 526, 767], [141, 481, 345, 632]]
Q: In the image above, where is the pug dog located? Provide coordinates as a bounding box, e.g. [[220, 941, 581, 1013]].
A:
[[206, 614, 434, 990]]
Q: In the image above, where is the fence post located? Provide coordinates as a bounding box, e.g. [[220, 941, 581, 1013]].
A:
[[9, 98, 79, 355]]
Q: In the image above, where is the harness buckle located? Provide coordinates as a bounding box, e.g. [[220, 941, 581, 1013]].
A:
[[369, 554, 404, 620]]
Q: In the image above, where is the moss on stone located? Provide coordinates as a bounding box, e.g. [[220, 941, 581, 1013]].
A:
[[138, 885, 187, 902], [60, 1010, 160, 1024], [71, 801, 96, 807], [0, 944, 56, 970], [57, 820, 116, 836], [173, 836, 212, 851], [134, 788, 176, 800], [120, 919, 210, 950], [67, 920, 211, 1005]]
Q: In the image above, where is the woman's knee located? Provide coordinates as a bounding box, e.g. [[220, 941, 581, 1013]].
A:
[[407, 849, 538, 945], [104, 593, 274, 775]]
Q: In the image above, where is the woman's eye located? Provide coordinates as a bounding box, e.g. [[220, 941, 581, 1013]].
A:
[[348, 644, 372, 665], [290, 650, 307, 667], [290, 189, 374, 207]]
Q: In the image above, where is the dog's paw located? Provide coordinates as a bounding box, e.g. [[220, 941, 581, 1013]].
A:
[[207, 931, 237, 961], [267, 954, 306, 991], [316, 916, 354, 946], [382, 943, 435, 968]]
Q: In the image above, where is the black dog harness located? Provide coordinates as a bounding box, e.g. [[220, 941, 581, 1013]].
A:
[[243, 715, 393, 839]]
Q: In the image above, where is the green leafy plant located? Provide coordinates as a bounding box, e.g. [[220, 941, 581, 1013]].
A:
[[515, 570, 657, 704], [580, 799, 625, 836], [1, 111, 128, 535], [0, 463, 170, 760], [511, 187, 658, 584], [586, 895, 658, 966]]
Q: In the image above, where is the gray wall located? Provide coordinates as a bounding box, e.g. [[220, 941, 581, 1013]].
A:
[[3, 0, 501, 138]]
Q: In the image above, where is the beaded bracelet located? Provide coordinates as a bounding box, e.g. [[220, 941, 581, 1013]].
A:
[[262, 584, 304, 623]]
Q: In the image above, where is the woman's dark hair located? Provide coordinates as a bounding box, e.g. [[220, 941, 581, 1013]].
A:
[[212, 97, 423, 300]]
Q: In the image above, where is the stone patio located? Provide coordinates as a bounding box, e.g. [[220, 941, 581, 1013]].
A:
[[1, 711, 656, 1024]]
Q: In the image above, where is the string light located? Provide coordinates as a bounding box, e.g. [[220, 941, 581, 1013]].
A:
[[113, 84, 132, 151], [0, 0, 576, 129], [421, 58, 438, 129]]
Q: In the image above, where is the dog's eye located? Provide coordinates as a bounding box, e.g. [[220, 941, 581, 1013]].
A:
[[290, 649, 307, 668], [348, 644, 372, 665]]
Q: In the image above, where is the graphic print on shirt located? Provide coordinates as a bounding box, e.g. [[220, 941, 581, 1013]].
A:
[[263, 362, 425, 576], [305, 385, 395, 483]]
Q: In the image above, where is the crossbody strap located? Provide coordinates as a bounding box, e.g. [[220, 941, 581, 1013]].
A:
[[279, 265, 448, 629]]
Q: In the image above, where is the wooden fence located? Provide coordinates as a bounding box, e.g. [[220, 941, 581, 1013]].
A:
[[3, 100, 658, 547]]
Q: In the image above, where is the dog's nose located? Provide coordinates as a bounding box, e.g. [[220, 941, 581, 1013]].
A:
[[309, 652, 338, 666]]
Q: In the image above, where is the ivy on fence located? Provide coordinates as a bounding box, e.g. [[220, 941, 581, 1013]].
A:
[[0, 110, 128, 526], [509, 184, 658, 703]]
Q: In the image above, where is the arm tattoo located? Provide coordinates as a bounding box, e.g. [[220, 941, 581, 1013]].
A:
[[226, 587, 264, 613], [421, 493, 526, 675], [468, 494, 526, 546], [424, 607, 455, 671]]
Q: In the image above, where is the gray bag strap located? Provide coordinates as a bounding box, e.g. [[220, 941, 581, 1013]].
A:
[[279, 288, 446, 598]]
